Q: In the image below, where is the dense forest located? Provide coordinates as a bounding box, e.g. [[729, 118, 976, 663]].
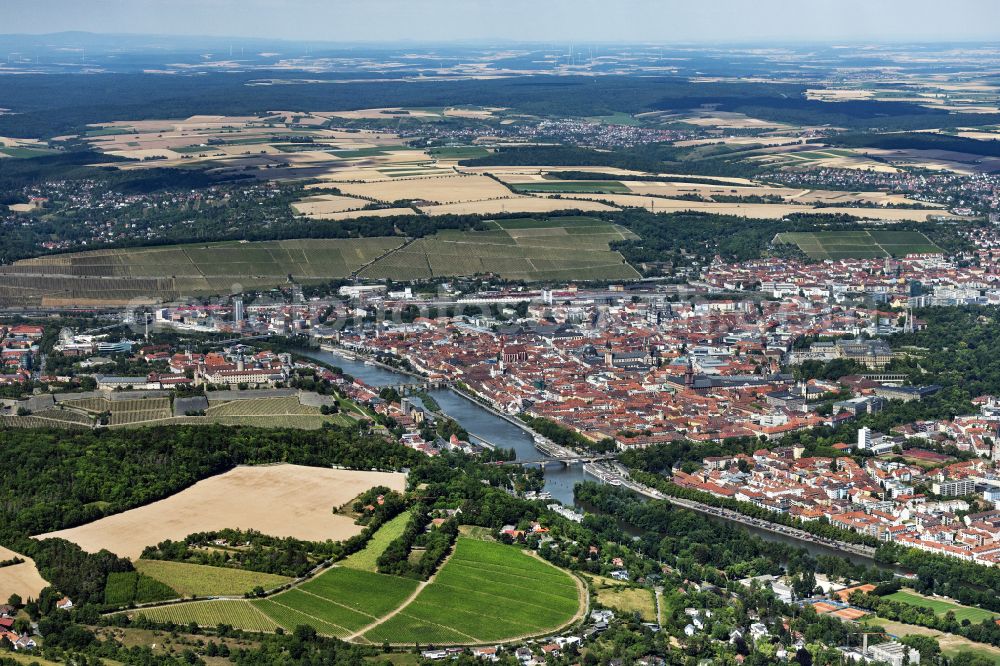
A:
[[828, 132, 1000, 158], [0, 425, 422, 603], [1, 72, 995, 139]]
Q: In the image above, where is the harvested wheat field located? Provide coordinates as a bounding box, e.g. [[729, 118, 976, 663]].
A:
[[292, 194, 370, 216], [335, 174, 511, 204], [317, 207, 417, 221], [0, 546, 48, 601], [419, 196, 617, 216], [544, 193, 953, 221], [37, 464, 407, 559]]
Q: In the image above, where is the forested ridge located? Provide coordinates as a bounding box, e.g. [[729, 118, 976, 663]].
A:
[[2, 72, 995, 139]]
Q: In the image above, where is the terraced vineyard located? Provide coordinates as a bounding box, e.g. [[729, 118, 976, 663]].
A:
[[0, 238, 405, 305], [108, 398, 172, 426], [206, 397, 319, 417], [0, 414, 90, 429], [360, 217, 641, 281], [201, 415, 338, 429], [0, 216, 643, 305], [61, 397, 111, 413]]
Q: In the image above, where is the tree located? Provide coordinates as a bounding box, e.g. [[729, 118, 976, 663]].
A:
[[900, 635, 940, 663], [6, 594, 21, 608]]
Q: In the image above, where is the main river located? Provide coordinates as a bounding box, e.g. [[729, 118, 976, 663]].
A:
[[299, 347, 591, 505], [299, 346, 883, 566]]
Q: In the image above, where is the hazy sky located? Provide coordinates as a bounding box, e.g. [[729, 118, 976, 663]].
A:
[[5, 0, 1000, 43]]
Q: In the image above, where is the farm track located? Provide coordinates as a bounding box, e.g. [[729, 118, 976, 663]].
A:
[[350, 237, 416, 278], [345, 544, 455, 641]]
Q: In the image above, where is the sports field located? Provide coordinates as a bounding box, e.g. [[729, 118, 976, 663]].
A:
[[135, 560, 293, 598], [130, 538, 582, 645], [885, 589, 998, 624], [359, 217, 641, 281], [773, 230, 943, 259]]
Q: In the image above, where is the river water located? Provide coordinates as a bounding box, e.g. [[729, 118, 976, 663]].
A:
[[299, 347, 882, 566], [298, 347, 590, 505]]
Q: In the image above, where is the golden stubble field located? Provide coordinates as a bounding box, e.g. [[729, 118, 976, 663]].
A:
[[37, 465, 407, 559], [0, 545, 48, 600], [540, 193, 953, 221], [334, 173, 512, 204]]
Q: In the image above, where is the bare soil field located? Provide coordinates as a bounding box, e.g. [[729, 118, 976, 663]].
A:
[[37, 464, 407, 559], [0, 546, 48, 600], [335, 174, 512, 204]]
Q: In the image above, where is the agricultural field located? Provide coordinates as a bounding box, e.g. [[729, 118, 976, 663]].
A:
[[37, 464, 407, 559], [541, 192, 950, 222], [417, 196, 616, 216], [359, 217, 641, 281], [109, 397, 172, 426], [340, 512, 412, 572], [334, 174, 512, 205], [5, 238, 406, 305], [512, 181, 629, 194], [429, 146, 492, 160], [134, 560, 293, 598], [205, 396, 320, 417], [104, 571, 177, 606], [288, 566, 420, 636], [126, 538, 582, 645], [0, 413, 92, 430], [134, 600, 280, 633], [201, 415, 340, 430], [0, 546, 48, 601], [362, 538, 582, 645], [884, 589, 999, 624], [773, 230, 943, 259]]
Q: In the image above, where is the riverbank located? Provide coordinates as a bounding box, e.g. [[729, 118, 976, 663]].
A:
[[301, 344, 884, 564], [319, 342, 579, 459], [317, 343, 425, 381]]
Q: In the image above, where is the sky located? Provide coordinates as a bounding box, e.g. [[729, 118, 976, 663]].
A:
[[4, 0, 1000, 43]]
